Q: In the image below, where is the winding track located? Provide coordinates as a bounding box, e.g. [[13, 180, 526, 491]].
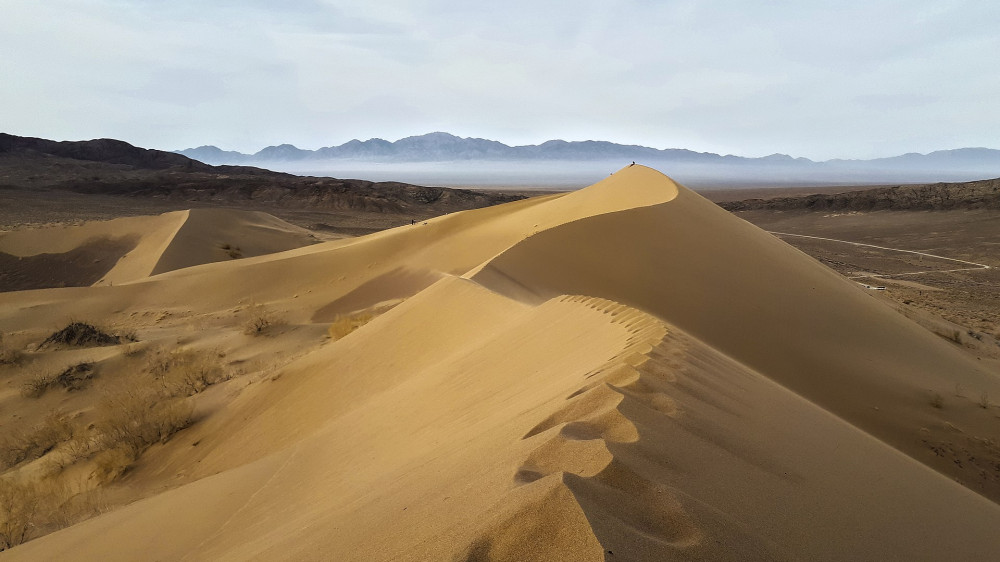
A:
[[768, 231, 992, 280]]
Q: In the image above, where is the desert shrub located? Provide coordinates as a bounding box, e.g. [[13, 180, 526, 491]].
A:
[[91, 446, 136, 484], [41, 322, 120, 348], [161, 350, 227, 396], [20, 363, 94, 398], [20, 372, 55, 399], [328, 311, 375, 340], [0, 333, 22, 366], [980, 390, 991, 409], [220, 243, 243, 259], [0, 479, 38, 551], [120, 342, 142, 358], [144, 348, 227, 396], [0, 412, 74, 471], [930, 392, 944, 409], [243, 302, 276, 336], [90, 383, 192, 475], [117, 329, 138, 343]]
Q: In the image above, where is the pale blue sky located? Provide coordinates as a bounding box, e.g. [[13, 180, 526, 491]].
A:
[[2, 0, 997, 159]]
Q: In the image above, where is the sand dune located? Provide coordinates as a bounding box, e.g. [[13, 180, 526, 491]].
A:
[[0, 208, 315, 290], [3, 166, 1000, 560]]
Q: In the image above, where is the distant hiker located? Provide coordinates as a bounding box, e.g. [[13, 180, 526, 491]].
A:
[[411, 219, 415, 225], [631, 161, 635, 166]]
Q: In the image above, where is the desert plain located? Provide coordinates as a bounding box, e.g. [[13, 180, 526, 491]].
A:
[[1, 164, 1000, 560]]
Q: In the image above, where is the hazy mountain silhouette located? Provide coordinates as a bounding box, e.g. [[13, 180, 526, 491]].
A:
[[177, 133, 1000, 186]]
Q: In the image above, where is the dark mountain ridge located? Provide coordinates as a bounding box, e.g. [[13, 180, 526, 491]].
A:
[[0, 133, 523, 218]]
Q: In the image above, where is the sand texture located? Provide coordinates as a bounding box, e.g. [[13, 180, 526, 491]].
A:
[[2, 166, 1000, 560]]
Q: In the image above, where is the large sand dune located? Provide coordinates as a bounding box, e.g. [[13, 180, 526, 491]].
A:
[[3, 166, 1000, 560], [0, 208, 315, 290]]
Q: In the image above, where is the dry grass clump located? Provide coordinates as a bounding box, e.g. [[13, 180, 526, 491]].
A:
[[930, 392, 945, 409], [76, 383, 193, 483], [146, 348, 228, 396], [0, 333, 23, 366], [0, 412, 74, 472], [243, 301, 279, 336], [0, 479, 39, 551], [980, 390, 991, 409], [20, 363, 95, 398], [220, 243, 243, 259], [328, 311, 375, 340]]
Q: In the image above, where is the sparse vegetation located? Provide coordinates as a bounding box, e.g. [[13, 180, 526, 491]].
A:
[[0, 333, 23, 366], [81, 383, 192, 482], [930, 392, 944, 409], [0, 412, 74, 471], [145, 348, 228, 396], [41, 322, 121, 348], [0, 479, 38, 551], [21, 363, 95, 398], [243, 301, 277, 336], [328, 311, 375, 340], [220, 243, 243, 259]]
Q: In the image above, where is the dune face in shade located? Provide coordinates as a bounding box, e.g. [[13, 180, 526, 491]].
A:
[[2, 166, 1000, 561]]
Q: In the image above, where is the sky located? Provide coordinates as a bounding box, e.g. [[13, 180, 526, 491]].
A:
[[1, 0, 998, 160]]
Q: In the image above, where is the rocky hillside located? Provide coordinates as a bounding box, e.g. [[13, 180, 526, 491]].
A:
[[0, 133, 523, 215], [719, 177, 1000, 212]]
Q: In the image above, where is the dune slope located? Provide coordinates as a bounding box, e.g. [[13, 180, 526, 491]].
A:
[[0, 208, 315, 290], [3, 166, 1000, 560]]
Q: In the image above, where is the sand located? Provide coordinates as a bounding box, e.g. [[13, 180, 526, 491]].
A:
[[2, 165, 1000, 560], [0, 208, 316, 290]]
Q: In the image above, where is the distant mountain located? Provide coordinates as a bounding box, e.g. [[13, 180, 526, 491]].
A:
[[175, 133, 1000, 187], [177, 132, 766, 164], [2, 133, 211, 171], [178, 132, 1000, 167], [0, 133, 523, 217]]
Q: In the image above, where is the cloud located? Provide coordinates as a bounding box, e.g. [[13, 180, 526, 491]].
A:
[[1, 0, 997, 158]]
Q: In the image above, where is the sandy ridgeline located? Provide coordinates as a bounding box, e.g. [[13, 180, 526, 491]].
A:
[[2, 166, 1000, 560]]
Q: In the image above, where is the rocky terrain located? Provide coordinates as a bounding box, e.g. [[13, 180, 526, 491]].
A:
[[719, 177, 1000, 212], [0, 134, 524, 227]]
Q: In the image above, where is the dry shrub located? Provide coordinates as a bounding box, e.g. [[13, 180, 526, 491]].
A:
[[145, 348, 227, 396], [0, 412, 74, 471], [162, 350, 227, 396], [120, 342, 142, 358], [0, 333, 22, 366], [220, 243, 243, 259], [41, 322, 120, 348], [930, 392, 944, 409], [328, 311, 375, 340], [0, 479, 38, 551], [20, 363, 94, 398], [20, 371, 55, 399], [92, 383, 192, 466], [91, 446, 136, 484], [243, 301, 278, 336], [980, 390, 991, 409]]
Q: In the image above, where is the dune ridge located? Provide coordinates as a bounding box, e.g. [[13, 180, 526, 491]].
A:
[[3, 166, 1000, 560], [0, 208, 315, 291]]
